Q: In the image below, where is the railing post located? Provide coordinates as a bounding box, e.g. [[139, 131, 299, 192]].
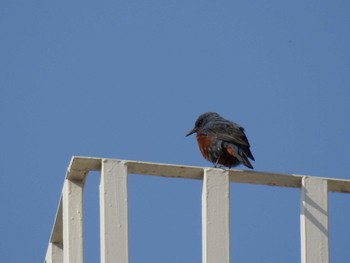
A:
[[300, 176, 329, 263], [100, 159, 129, 263], [62, 179, 84, 263], [45, 242, 63, 263], [202, 168, 230, 263]]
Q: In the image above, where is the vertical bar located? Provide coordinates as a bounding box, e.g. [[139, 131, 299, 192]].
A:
[[300, 176, 329, 263], [45, 242, 63, 263], [202, 168, 230, 263], [62, 179, 84, 263], [100, 159, 129, 263]]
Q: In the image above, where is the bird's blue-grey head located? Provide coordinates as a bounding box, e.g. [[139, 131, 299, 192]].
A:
[[186, 112, 222, 136]]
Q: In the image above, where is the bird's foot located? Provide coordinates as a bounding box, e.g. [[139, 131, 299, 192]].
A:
[[213, 164, 228, 171]]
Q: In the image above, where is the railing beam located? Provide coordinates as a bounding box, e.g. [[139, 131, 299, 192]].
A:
[[62, 179, 84, 263], [45, 242, 63, 263], [100, 159, 129, 263], [300, 176, 329, 263], [202, 168, 230, 263]]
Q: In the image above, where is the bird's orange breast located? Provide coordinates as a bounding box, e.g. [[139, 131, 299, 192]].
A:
[[196, 132, 211, 160]]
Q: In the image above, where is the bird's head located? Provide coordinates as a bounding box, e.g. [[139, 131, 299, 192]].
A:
[[186, 112, 221, 136]]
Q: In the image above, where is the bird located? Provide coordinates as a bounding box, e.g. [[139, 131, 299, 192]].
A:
[[186, 112, 255, 169]]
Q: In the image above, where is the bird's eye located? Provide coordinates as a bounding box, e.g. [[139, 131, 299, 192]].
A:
[[196, 119, 203, 127]]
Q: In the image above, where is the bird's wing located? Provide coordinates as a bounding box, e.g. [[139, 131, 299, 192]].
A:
[[205, 123, 250, 147]]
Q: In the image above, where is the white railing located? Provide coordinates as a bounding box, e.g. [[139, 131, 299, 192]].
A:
[[44, 156, 350, 263]]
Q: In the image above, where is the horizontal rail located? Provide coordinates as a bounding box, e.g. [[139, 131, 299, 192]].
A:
[[67, 156, 350, 192]]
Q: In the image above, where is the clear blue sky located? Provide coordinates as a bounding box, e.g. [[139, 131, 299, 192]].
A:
[[1, 0, 350, 262]]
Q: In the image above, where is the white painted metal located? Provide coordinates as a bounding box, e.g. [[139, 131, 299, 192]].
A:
[[45, 242, 63, 263], [202, 168, 230, 263], [300, 177, 329, 263], [100, 159, 129, 263], [60, 156, 350, 193], [62, 179, 84, 263], [44, 156, 350, 263]]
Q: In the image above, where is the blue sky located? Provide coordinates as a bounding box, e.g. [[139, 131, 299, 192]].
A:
[[1, 0, 350, 262]]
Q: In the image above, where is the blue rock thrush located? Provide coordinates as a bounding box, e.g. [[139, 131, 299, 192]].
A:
[[186, 112, 255, 169]]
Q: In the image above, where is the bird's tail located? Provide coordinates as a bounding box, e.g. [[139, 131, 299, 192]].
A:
[[240, 154, 254, 169], [226, 143, 254, 169]]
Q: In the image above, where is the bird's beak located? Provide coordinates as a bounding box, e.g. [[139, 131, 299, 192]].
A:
[[186, 127, 197, 137]]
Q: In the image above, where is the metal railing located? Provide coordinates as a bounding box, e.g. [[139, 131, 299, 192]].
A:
[[44, 156, 350, 263]]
